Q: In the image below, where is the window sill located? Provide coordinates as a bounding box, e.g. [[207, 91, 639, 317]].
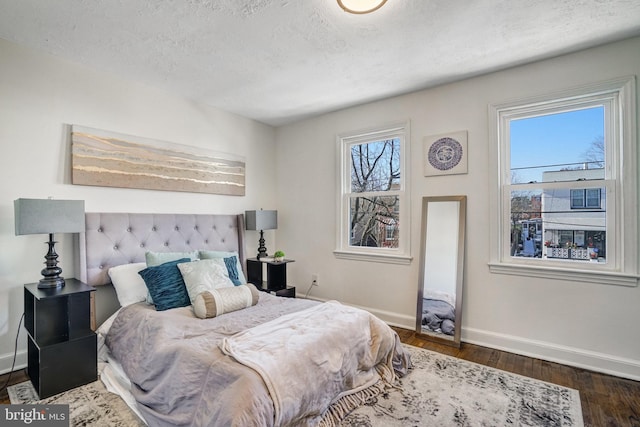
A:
[[333, 250, 412, 265], [488, 262, 639, 287]]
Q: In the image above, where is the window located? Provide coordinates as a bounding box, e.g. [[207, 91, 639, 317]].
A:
[[385, 220, 397, 241], [335, 122, 411, 264], [489, 77, 638, 286], [570, 189, 601, 209]]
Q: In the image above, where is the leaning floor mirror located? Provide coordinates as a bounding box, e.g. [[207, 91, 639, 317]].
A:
[[416, 195, 466, 347]]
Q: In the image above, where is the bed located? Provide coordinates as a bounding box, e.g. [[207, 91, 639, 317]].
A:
[[80, 212, 411, 426]]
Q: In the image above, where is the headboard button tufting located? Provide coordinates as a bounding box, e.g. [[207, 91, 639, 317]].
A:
[[175, 226, 179, 231], [113, 245, 118, 250], [152, 227, 157, 231], [98, 228, 103, 232], [164, 242, 169, 246], [127, 227, 132, 232]]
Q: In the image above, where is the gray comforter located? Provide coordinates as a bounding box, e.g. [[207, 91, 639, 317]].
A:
[[106, 293, 410, 426]]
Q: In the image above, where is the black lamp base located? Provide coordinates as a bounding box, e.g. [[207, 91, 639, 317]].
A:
[[256, 229, 269, 259], [38, 277, 66, 289], [38, 233, 66, 289]]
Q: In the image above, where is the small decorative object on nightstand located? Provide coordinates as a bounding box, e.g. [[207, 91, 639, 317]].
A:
[[247, 257, 295, 297], [24, 278, 97, 398], [273, 250, 285, 262]]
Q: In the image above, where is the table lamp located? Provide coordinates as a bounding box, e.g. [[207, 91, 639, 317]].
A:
[[15, 198, 85, 289], [245, 209, 277, 259]]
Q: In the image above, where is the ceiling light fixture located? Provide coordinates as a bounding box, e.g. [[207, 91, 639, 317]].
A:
[[337, 0, 387, 14]]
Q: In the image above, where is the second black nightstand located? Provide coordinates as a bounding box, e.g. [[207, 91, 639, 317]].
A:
[[247, 258, 295, 291]]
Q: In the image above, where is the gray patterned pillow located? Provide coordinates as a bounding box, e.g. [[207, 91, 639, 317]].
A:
[[177, 259, 235, 304], [199, 250, 247, 284]]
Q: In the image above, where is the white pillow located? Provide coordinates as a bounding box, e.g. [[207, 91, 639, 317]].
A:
[[177, 259, 235, 304], [108, 262, 149, 307]]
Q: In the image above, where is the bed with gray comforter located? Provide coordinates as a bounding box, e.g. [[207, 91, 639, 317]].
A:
[[106, 292, 411, 426]]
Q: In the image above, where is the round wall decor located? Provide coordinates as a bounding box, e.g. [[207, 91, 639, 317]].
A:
[[427, 137, 463, 171], [422, 130, 468, 177]]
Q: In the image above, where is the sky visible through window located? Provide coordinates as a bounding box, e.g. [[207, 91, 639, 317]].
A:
[[510, 106, 605, 183]]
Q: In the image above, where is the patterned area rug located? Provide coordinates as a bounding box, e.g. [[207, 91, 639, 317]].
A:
[[9, 345, 583, 426], [8, 380, 145, 426], [341, 346, 584, 426]]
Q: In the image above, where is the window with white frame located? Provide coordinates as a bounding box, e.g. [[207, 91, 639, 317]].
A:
[[489, 77, 638, 286], [570, 188, 601, 209], [335, 122, 411, 264]]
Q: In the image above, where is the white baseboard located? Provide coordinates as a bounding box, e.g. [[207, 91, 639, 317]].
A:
[[0, 350, 27, 376], [463, 327, 640, 381]]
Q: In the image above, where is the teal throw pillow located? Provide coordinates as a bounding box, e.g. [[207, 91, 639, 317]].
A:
[[224, 256, 242, 286], [138, 258, 191, 311]]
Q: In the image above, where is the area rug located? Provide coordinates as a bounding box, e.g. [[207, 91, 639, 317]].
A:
[[9, 345, 583, 426], [8, 379, 145, 426]]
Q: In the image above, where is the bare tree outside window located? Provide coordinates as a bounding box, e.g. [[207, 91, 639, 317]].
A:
[[349, 138, 400, 248], [583, 135, 604, 168]]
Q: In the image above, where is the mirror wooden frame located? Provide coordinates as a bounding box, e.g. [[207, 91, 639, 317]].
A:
[[416, 195, 466, 347]]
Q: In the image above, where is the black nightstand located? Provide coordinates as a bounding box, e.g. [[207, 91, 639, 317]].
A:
[[24, 278, 97, 398], [247, 258, 296, 296]]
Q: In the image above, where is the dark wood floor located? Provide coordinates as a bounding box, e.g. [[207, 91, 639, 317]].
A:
[[2, 329, 639, 426], [393, 327, 640, 427], [0, 368, 28, 404]]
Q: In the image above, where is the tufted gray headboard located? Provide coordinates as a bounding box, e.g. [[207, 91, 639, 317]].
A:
[[79, 212, 246, 325]]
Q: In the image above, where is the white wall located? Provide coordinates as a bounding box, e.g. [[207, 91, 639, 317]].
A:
[[0, 39, 278, 373], [276, 36, 640, 380]]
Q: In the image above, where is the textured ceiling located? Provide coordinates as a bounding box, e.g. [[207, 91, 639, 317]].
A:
[[1, 0, 640, 126]]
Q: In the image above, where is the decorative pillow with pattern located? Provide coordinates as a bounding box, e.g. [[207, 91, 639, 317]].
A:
[[177, 259, 235, 304], [199, 250, 247, 284], [193, 283, 259, 319]]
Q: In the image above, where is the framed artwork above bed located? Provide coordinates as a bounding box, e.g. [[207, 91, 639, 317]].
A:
[[71, 125, 246, 196]]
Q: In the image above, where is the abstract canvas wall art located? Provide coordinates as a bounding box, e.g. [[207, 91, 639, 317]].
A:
[[71, 126, 245, 196]]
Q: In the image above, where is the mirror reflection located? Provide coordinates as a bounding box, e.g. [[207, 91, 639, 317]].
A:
[[416, 195, 466, 347]]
